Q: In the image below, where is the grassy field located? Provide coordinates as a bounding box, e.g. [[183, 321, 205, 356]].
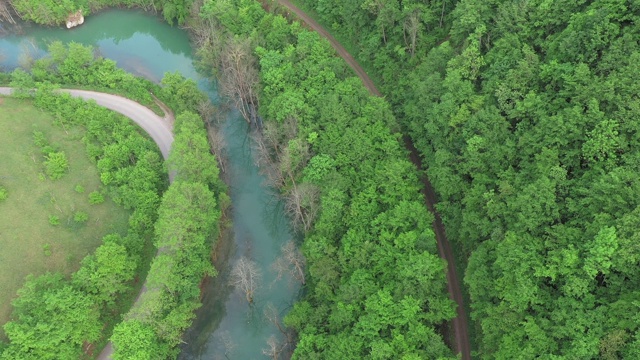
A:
[[0, 96, 130, 331]]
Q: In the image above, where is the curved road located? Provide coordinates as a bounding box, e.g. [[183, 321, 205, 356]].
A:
[[0, 87, 174, 360], [2, 5, 472, 358], [273, 2, 472, 359]]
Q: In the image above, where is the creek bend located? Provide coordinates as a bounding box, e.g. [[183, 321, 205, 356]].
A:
[[0, 9, 299, 359]]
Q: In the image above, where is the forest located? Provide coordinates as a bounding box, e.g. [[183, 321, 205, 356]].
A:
[[0, 41, 226, 359], [2, 0, 640, 359], [291, 0, 640, 358]]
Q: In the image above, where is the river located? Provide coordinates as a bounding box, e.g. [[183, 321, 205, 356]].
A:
[[0, 9, 299, 359]]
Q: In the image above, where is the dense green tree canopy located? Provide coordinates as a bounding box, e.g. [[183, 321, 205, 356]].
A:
[[198, 1, 456, 358], [5, 0, 640, 358], [292, 0, 640, 357]]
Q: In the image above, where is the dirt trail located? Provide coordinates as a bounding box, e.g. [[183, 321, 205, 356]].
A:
[[275, 2, 471, 359], [276, 0, 381, 97]]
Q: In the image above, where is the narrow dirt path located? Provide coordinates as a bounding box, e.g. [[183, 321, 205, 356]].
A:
[[275, 0, 381, 97], [273, 2, 472, 359]]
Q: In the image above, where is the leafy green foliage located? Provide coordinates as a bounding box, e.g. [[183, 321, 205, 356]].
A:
[[111, 319, 166, 360], [42, 243, 52, 257], [112, 110, 224, 358], [1, 273, 101, 360], [43, 151, 69, 180], [29, 41, 155, 106], [48, 215, 60, 226], [73, 210, 88, 223], [293, 0, 640, 357], [160, 72, 206, 115], [199, 2, 455, 358], [1, 57, 167, 357], [0, 186, 7, 202], [88, 190, 105, 204], [73, 239, 137, 306]]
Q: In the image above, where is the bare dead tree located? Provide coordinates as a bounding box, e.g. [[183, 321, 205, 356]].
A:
[[136, 0, 159, 13], [403, 10, 421, 57], [219, 37, 260, 126], [251, 116, 318, 232], [253, 117, 301, 170], [197, 99, 216, 123], [219, 330, 237, 358], [18, 40, 38, 70], [0, 0, 16, 24], [263, 304, 295, 360], [262, 335, 282, 360], [253, 130, 286, 189], [286, 183, 320, 233], [229, 256, 262, 304], [263, 120, 285, 157], [206, 123, 228, 174], [264, 303, 286, 335], [440, 0, 447, 28], [272, 241, 306, 285]]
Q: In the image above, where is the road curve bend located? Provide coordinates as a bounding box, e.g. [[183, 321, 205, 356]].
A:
[[0, 87, 173, 360], [272, 2, 472, 359], [0, 87, 174, 159]]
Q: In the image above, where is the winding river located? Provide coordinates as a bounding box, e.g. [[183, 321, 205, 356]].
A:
[[0, 9, 298, 359]]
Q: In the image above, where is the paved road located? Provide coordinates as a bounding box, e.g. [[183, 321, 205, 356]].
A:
[[273, 2, 472, 359], [3, 6, 473, 357], [0, 87, 173, 360], [0, 88, 174, 159]]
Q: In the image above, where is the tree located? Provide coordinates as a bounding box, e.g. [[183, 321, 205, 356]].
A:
[[403, 8, 422, 57], [0, 0, 16, 24], [285, 182, 319, 233], [272, 240, 306, 285], [2, 273, 101, 360], [262, 335, 284, 360], [168, 111, 221, 188], [73, 240, 136, 305], [160, 72, 206, 114], [111, 319, 167, 360], [229, 256, 262, 304], [361, 0, 401, 45], [206, 122, 228, 174], [218, 36, 260, 126], [263, 303, 295, 359]]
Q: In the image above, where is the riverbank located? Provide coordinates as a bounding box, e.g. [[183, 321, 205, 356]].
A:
[[1, 9, 301, 359]]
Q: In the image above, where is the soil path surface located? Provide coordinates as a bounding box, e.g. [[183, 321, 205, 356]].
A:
[[276, 0, 381, 97], [274, 2, 472, 359], [0, 87, 174, 360]]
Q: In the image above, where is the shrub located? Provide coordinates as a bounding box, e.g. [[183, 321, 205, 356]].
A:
[[88, 191, 104, 205], [48, 215, 60, 226], [0, 186, 7, 202], [73, 211, 88, 224], [42, 243, 52, 257], [44, 151, 69, 180], [74, 185, 85, 193], [32, 130, 48, 148]]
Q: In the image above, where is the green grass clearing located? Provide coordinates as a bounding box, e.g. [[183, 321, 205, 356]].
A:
[[0, 96, 130, 333]]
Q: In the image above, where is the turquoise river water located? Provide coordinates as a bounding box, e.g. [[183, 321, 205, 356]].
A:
[[0, 9, 299, 359]]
